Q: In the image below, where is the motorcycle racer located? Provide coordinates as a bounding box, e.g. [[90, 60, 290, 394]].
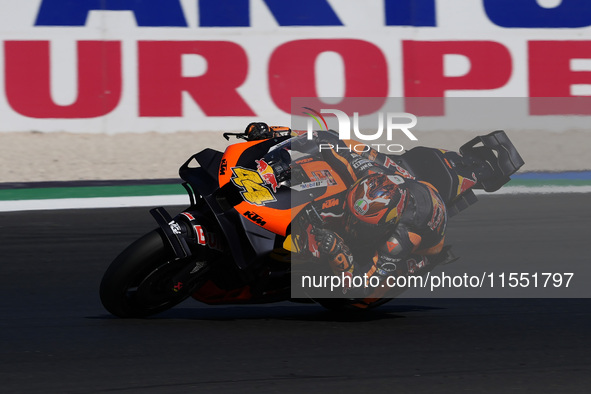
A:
[[100, 121, 523, 318], [244, 122, 447, 304], [308, 132, 447, 303]]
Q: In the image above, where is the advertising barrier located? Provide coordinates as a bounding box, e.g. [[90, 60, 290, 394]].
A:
[[1, 0, 591, 132]]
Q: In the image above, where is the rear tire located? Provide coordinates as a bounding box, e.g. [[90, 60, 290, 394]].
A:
[[100, 230, 208, 318]]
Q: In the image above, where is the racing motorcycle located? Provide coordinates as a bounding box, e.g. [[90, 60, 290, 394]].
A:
[[99, 130, 524, 318]]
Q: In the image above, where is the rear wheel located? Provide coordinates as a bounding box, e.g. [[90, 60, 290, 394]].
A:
[[100, 230, 209, 318]]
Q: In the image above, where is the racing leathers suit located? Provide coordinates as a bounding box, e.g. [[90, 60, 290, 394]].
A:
[[301, 131, 448, 303], [243, 124, 447, 304]]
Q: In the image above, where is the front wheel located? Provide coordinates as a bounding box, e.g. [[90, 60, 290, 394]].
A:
[[100, 230, 209, 318]]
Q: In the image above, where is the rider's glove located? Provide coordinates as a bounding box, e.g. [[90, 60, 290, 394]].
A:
[[313, 229, 354, 273], [245, 122, 274, 140], [315, 228, 343, 255]]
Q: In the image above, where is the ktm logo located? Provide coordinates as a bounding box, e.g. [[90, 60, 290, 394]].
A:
[[219, 159, 227, 176], [244, 211, 266, 226], [322, 198, 339, 209]]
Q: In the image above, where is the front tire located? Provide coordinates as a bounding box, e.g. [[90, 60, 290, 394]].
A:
[[100, 230, 208, 318]]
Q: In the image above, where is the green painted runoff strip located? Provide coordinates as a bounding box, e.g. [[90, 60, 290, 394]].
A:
[[0, 184, 186, 201], [0, 178, 589, 201]]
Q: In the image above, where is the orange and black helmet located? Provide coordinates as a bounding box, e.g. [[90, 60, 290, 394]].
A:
[[346, 173, 408, 228]]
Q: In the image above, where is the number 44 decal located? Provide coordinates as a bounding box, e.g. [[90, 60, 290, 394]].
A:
[[231, 167, 277, 206]]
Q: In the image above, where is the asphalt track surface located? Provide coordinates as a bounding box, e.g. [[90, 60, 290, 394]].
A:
[[1, 193, 590, 393]]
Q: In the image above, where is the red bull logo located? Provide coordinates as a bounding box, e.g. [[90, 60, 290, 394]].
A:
[[256, 159, 278, 193], [457, 172, 477, 195]]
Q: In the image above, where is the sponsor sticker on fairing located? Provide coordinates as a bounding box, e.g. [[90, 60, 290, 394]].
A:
[[291, 180, 328, 191], [231, 166, 277, 206], [256, 159, 279, 193]]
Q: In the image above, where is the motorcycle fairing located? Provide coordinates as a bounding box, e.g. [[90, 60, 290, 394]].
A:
[[212, 136, 349, 236], [178, 145, 278, 272], [216, 137, 293, 235], [218, 137, 289, 188]]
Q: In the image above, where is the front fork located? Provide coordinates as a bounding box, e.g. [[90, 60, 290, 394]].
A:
[[150, 207, 193, 260], [149, 206, 220, 293]]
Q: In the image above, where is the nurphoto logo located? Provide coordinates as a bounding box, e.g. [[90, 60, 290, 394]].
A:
[[302, 107, 418, 153]]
